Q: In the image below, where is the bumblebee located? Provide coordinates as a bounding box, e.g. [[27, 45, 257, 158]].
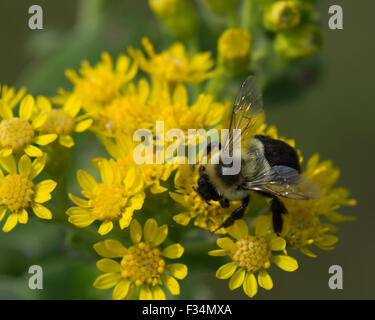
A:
[[195, 76, 321, 234]]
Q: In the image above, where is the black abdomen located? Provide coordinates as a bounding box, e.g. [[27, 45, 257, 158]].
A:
[[255, 135, 301, 173]]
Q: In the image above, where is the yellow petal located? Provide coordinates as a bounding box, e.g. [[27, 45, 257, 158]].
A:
[[96, 258, 121, 273], [270, 236, 286, 251], [32, 203, 52, 220], [173, 213, 191, 226], [243, 272, 258, 298], [128, 192, 145, 210], [98, 220, 113, 235], [18, 209, 29, 224], [216, 262, 237, 279], [161, 274, 180, 295], [0, 148, 12, 158], [63, 95, 81, 117], [34, 134, 57, 146], [30, 154, 46, 179], [152, 285, 166, 300], [58, 135, 74, 148], [119, 210, 133, 229], [227, 219, 248, 240], [75, 119, 93, 132], [258, 269, 273, 290], [254, 215, 272, 237], [166, 264, 188, 280], [130, 219, 142, 244], [208, 249, 227, 256], [151, 225, 168, 247], [32, 112, 48, 129], [112, 279, 130, 300], [24, 145, 43, 157], [0, 207, 7, 221], [139, 285, 153, 300], [93, 240, 127, 258], [162, 243, 184, 259], [100, 160, 113, 186], [93, 273, 122, 290], [34, 180, 57, 203], [36, 96, 52, 111], [144, 218, 158, 243], [68, 213, 95, 228], [3, 213, 18, 232], [77, 169, 97, 194], [19, 94, 34, 120], [0, 155, 16, 173], [68, 193, 90, 207], [217, 237, 235, 251], [18, 155, 32, 177], [229, 268, 246, 290], [272, 255, 298, 272]]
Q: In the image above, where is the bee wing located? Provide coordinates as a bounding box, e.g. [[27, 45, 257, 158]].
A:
[[244, 166, 321, 200], [223, 76, 264, 153]]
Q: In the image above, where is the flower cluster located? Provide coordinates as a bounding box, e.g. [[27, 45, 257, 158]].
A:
[[0, 0, 355, 301]]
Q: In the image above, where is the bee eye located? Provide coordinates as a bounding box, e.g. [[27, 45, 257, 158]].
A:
[[199, 166, 206, 173]]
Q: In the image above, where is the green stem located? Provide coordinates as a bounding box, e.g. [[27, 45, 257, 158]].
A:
[[240, 0, 254, 31], [76, 0, 104, 35]]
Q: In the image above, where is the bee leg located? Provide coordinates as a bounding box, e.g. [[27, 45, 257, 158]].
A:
[[206, 142, 222, 156], [212, 196, 249, 234], [219, 198, 230, 208], [270, 196, 287, 235]]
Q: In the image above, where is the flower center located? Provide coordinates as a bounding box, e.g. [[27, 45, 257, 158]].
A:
[[121, 242, 165, 286], [41, 110, 75, 135], [284, 210, 319, 247], [0, 174, 34, 211], [91, 185, 126, 220], [232, 236, 271, 272], [0, 118, 34, 152]]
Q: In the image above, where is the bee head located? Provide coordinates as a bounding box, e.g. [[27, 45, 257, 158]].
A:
[[194, 165, 221, 203]]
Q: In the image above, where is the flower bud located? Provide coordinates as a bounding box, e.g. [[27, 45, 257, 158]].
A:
[[218, 29, 252, 74], [149, 0, 198, 39], [203, 0, 238, 14], [275, 24, 323, 59], [263, 1, 301, 32]]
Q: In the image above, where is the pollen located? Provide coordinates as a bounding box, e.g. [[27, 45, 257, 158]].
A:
[[232, 236, 271, 272], [91, 185, 127, 220], [120, 242, 165, 286], [41, 110, 75, 135], [0, 118, 34, 152], [189, 192, 223, 218], [0, 174, 34, 211]]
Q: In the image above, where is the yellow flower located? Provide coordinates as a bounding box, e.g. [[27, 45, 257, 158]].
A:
[[170, 164, 234, 234], [92, 78, 155, 137], [279, 153, 356, 257], [62, 52, 137, 116], [0, 94, 57, 157], [93, 218, 188, 300], [149, 0, 198, 39], [263, 1, 301, 32], [218, 29, 252, 74], [101, 133, 175, 194], [67, 159, 145, 235], [0, 84, 26, 109], [275, 24, 323, 59], [0, 154, 56, 232], [209, 219, 298, 298], [152, 81, 226, 134], [37, 95, 93, 148], [129, 38, 216, 84]]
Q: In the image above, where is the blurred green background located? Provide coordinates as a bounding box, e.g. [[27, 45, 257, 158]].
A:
[[0, 0, 374, 299]]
